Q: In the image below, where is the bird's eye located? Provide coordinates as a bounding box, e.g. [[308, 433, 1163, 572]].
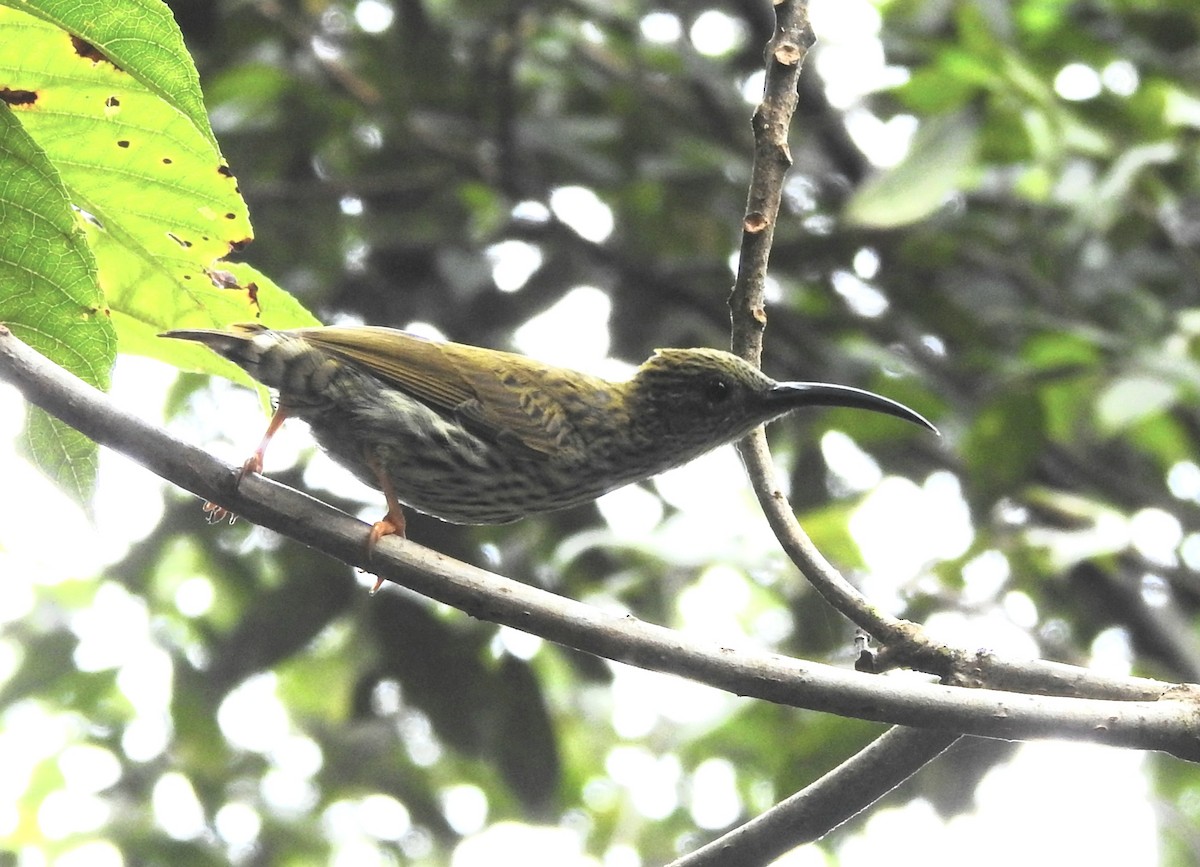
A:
[[704, 377, 730, 404]]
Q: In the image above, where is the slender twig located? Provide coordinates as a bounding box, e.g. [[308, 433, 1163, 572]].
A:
[[3, 328, 1200, 759], [726, 0, 951, 669], [667, 727, 959, 866], [726, 0, 910, 641], [729, 1, 811, 362], [253, 0, 382, 105], [704, 5, 952, 862], [712, 5, 962, 861]]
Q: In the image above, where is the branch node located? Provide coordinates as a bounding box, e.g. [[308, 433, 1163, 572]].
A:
[[773, 42, 802, 66], [743, 212, 770, 234]]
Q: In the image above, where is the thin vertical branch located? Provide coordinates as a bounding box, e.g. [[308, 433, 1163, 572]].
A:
[[728, 0, 945, 662], [730, 0, 812, 364], [718, 4, 965, 862]]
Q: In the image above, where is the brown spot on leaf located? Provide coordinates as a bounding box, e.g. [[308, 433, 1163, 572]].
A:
[[105, 96, 120, 108], [162, 157, 173, 165], [0, 88, 37, 106], [71, 36, 123, 70], [206, 268, 240, 289], [166, 232, 192, 248], [224, 213, 237, 220], [217, 165, 234, 177], [117, 140, 130, 148], [203, 268, 261, 313]]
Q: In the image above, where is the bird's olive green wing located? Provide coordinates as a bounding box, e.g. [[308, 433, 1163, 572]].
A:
[[295, 327, 582, 457], [298, 327, 474, 413]]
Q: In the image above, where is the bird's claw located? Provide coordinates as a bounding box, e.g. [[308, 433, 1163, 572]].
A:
[[239, 452, 265, 480], [201, 452, 264, 525], [366, 510, 407, 595], [202, 500, 237, 525]]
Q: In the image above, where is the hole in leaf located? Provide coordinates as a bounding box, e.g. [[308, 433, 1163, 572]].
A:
[[0, 88, 37, 106], [71, 36, 123, 70]]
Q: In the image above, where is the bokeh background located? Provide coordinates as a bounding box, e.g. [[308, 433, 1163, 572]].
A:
[[2, 0, 1200, 864]]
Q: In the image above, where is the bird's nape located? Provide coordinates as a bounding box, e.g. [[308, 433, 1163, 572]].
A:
[[763, 381, 937, 434]]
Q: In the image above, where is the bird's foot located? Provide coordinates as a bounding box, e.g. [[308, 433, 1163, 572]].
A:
[[366, 508, 407, 595], [202, 500, 236, 525], [202, 452, 265, 524]]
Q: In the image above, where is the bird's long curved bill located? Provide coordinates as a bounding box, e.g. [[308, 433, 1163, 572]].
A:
[[767, 382, 938, 434]]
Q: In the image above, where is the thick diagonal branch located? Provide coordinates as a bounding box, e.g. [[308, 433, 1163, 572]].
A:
[[2, 308, 1199, 759]]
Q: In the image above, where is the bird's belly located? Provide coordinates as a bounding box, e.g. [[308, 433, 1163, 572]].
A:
[[299, 392, 607, 525], [382, 450, 599, 524]]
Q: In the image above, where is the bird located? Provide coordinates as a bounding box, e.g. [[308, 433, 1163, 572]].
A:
[[162, 323, 935, 559]]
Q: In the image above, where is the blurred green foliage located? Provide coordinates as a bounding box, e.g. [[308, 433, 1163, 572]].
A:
[[4, 0, 1200, 864]]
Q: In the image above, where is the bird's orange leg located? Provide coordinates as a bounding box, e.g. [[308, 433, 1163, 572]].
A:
[[204, 406, 291, 524], [242, 405, 291, 479], [365, 451, 406, 594]]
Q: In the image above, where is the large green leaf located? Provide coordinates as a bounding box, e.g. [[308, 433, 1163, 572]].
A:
[[0, 4, 318, 367], [0, 104, 114, 501], [1095, 374, 1179, 434], [1, 0, 217, 149], [962, 390, 1046, 505], [843, 110, 979, 229], [0, 1, 319, 498]]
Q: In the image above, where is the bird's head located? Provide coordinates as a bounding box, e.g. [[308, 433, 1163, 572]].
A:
[[627, 348, 935, 452]]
